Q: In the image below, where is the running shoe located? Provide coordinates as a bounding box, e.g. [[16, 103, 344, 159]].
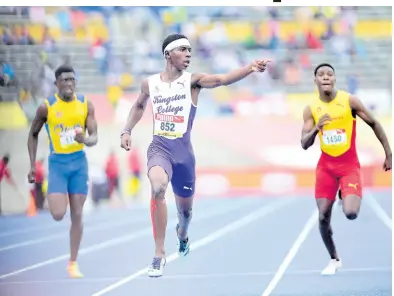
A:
[[67, 261, 84, 278], [148, 257, 166, 277], [176, 224, 190, 257], [321, 259, 342, 275]]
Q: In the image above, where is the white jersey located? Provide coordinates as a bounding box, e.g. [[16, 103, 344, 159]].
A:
[[148, 71, 195, 140]]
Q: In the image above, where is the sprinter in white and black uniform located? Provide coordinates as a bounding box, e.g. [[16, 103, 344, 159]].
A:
[[120, 34, 270, 277]]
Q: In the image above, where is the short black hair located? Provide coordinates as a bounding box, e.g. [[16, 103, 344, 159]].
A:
[[314, 63, 335, 76], [162, 34, 188, 54], [55, 65, 75, 80]]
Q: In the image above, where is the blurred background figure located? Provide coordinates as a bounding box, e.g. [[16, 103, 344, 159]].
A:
[[0, 154, 24, 214], [89, 163, 109, 209], [0, 6, 391, 215], [105, 149, 125, 207], [126, 142, 142, 202], [29, 157, 46, 210]]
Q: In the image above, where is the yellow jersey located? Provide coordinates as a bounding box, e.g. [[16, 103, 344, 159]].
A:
[[44, 94, 88, 154], [310, 90, 357, 158]]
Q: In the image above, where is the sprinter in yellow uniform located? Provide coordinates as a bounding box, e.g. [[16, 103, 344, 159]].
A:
[[27, 65, 98, 278]]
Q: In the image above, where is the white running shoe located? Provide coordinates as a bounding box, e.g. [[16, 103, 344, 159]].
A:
[[321, 259, 342, 275], [147, 257, 166, 277]]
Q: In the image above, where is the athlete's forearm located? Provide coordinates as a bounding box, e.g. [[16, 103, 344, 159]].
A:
[[222, 65, 254, 86], [27, 136, 38, 168], [371, 122, 392, 157], [301, 127, 319, 150], [124, 105, 144, 131], [84, 135, 98, 147]]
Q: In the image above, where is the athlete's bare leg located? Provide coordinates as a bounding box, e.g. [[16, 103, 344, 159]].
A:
[[342, 194, 361, 220], [47, 193, 68, 221], [316, 198, 339, 260], [148, 166, 169, 258], [175, 195, 193, 240], [68, 194, 87, 262]]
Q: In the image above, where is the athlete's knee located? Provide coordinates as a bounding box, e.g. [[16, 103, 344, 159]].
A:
[[151, 181, 168, 199], [47, 193, 68, 221], [343, 208, 358, 220], [178, 208, 192, 220], [149, 167, 169, 199], [342, 194, 360, 220], [318, 211, 331, 224], [51, 210, 66, 221], [151, 178, 168, 199]]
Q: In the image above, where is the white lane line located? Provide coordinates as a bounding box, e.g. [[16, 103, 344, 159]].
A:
[[0, 207, 150, 238], [0, 216, 148, 252], [261, 209, 318, 296], [0, 201, 190, 251], [365, 193, 392, 231], [0, 198, 257, 280], [91, 198, 295, 296], [1, 266, 390, 285]]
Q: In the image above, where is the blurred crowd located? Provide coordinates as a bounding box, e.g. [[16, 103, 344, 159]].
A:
[[0, 6, 390, 112]]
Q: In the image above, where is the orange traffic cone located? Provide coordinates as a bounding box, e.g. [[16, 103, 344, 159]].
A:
[[26, 194, 37, 217]]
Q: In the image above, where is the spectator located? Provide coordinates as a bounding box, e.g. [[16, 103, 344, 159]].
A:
[[31, 159, 45, 210], [0, 154, 24, 214], [347, 71, 359, 94], [0, 61, 15, 87], [105, 150, 121, 200], [90, 37, 108, 74], [127, 144, 142, 200], [305, 29, 323, 50], [42, 26, 56, 52], [1, 27, 16, 45], [283, 58, 301, 85], [19, 25, 35, 45]]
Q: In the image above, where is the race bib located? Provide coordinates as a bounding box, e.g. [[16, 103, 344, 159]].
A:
[[322, 129, 347, 146], [153, 113, 185, 138], [60, 130, 76, 147]]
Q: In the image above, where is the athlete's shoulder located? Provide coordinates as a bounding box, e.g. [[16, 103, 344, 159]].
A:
[[146, 73, 160, 87], [302, 104, 313, 119], [75, 93, 87, 103], [45, 94, 57, 107], [147, 73, 161, 81], [309, 95, 320, 110], [337, 89, 351, 98]]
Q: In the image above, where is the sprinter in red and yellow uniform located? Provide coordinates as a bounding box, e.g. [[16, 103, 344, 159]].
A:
[[301, 63, 392, 276]]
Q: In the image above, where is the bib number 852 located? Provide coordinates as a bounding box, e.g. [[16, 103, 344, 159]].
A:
[[160, 122, 175, 132]]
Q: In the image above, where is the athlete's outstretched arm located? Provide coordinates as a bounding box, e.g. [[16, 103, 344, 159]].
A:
[[83, 100, 98, 147], [124, 78, 150, 131], [350, 95, 392, 169], [192, 60, 271, 89], [27, 103, 47, 182], [301, 105, 319, 150]]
